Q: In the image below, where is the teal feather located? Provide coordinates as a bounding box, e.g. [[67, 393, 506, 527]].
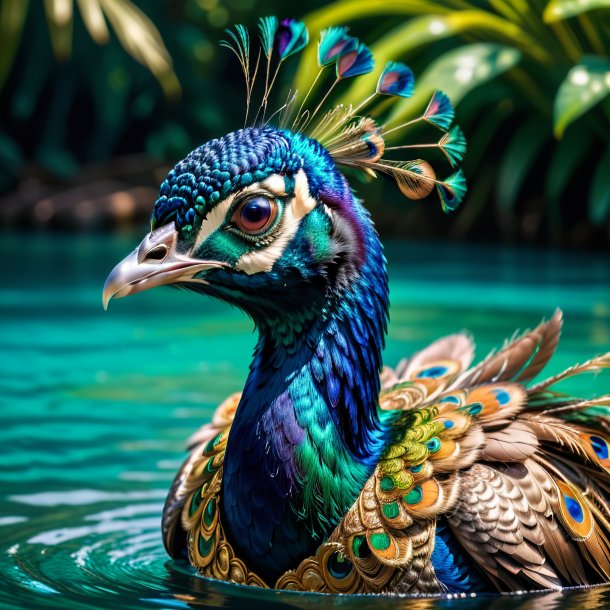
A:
[[220, 24, 251, 86], [437, 168, 467, 212], [318, 26, 356, 67], [439, 125, 467, 167], [220, 24, 250, 64], [258, 16, 278, 59], [424, 91, 455, 131]]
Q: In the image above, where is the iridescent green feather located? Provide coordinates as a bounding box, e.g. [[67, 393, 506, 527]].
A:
[[439, 125, 467, 167], [424, 91, 455, 131], [437, 169, 467, 213]]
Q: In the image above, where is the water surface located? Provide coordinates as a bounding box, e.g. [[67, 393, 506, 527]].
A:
[[2, 232, 610, 609]]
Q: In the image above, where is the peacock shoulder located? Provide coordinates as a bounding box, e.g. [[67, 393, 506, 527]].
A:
[[279, 310, 610, 593], [164, 310, 610, 593]]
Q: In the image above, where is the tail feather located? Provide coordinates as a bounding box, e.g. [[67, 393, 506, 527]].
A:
[[529, 353, 610, 394], [456, 310, 563, 388]]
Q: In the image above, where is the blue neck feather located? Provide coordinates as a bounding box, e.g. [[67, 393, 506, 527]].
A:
[[221, 202, 390, 584]]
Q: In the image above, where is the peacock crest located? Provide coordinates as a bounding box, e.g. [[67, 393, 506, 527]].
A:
[[220, 17, 467, 214]]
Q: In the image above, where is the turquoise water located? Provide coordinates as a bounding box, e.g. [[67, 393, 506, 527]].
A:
[[2, 231, 610, 609]]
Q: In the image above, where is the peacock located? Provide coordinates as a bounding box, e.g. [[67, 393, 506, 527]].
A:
[[102, 17, 610, 594]]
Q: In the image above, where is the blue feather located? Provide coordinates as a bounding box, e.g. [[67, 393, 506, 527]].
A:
[[337, 42, 374, 79], [432, 521, 488, 592], [275, 18, 309, 59], [377, 61, 415, 98]]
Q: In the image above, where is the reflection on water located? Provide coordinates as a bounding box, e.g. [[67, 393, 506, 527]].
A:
[[2, 232, 610, 609]]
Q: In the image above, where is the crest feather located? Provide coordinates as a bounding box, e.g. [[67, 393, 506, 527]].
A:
[[220, 16, 469, 213]]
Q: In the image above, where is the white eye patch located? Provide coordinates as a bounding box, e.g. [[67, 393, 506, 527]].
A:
[[235, 170, 317, 275], [189, 174, 290, 255]]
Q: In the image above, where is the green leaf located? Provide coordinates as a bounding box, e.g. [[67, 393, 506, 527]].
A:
[[387, 44, 522, 125], [0, 0, 29, 91], [339, 12, 536, 107], [554, 56, 610, 137], [43, 0, 74, 60], [295, 0, 456, 103], [76, 0, 109, 44], [589, 147, 610, 225], [497, 118, 549, 211], [0, 132, 23, 171], [545, 127, 592, 202], [101, 0, 181, 98], [544, 0, 610, 22]]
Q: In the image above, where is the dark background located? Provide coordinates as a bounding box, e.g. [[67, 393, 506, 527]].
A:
[[1, 0, 609, 248]]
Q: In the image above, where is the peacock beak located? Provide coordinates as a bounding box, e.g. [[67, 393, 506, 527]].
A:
[[102, 222, 228, 310]]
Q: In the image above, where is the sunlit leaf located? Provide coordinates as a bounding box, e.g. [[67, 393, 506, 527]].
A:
[[43, 0, 73, 60], [295, 0, 456, 101], [554, 56, 610, 137], [76, 0, 109, 44], [589, 148, 610, 225], [99, 0, 181, 98], [339, 12, 540, 106], [0, 0, 29, 91], [1, 0, 178, 97], [387, 44, 521, 125], [544, 0, 610, 22], [497, 118, 549, 211]]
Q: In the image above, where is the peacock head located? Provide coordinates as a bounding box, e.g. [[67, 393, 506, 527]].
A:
[[103, 126, 366, 319], [103, 18, 467, 319]]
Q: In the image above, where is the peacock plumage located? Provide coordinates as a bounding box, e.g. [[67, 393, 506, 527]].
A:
[[102, 17, 610, 595]]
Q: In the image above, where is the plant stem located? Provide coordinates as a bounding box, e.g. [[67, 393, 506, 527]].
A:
[[550, 21, 582, 63], [578, 14, 607, 56]]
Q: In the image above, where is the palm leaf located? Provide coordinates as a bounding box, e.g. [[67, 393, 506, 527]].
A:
[[590, 148, 610, 225], [43, 0, 73, 60], [99, 0, 180, 98], [553, 56, 610, 137], [0, 0, 29, 90], [544, 0, 610, 22], [387, 44, 522, 126], [545, 127, 593, 203], [76, 0, 109, 44], [0, 0, 179, 97]]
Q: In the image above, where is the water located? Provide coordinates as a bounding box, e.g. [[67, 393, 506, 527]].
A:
[[2, 231, 610, 610]]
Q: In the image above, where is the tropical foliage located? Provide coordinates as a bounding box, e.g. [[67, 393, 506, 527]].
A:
[[0, 0, 179, 96], [295, 0, 610, 243], [1, 0, 610, 245], [0, 0, 250, 192]]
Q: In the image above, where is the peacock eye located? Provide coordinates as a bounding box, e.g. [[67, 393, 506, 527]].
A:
[[232, 196, 277, 235]]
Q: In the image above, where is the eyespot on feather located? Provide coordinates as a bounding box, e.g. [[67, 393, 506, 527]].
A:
[[554, 479, 594, 540], [580, 431, 610, 474]]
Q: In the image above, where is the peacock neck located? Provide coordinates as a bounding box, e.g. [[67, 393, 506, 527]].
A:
[[221, 212, 389, 584]]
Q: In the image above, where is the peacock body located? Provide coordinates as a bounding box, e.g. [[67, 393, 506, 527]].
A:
[[103, 17, 610, 594]]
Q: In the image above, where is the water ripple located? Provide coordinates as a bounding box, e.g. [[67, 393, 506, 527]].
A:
[[3, 497, 610, 610], [3, 235, 610, 609]]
